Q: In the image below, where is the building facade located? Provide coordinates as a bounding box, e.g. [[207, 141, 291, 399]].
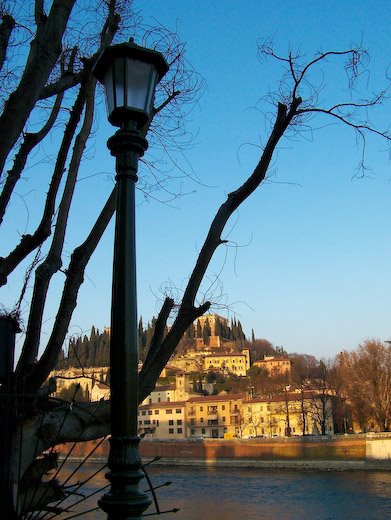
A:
[[203, 349, 250, 376], [138, 401, 187, 439], [252, 356, 292, 377], [186, 395, 245, 438]]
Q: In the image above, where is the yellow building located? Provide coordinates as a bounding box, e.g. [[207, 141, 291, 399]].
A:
[[186, 395, 244, 438], [241, 392, 334, 438], [252, 356, 292, 377], [203, 349, 250, 376]]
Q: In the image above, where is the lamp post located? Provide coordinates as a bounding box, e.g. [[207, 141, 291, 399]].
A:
[[92, 40, 168, 519]]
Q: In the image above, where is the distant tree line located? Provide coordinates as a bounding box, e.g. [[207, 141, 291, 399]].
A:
[[57, 316, 247, 368], [56, 326, 111, 369]]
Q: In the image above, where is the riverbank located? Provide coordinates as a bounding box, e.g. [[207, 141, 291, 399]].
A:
[[58, 432, 391, 471]]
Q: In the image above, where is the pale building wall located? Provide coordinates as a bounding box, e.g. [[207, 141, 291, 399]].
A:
[[365, 433, 391, 460], [138, 401, 187, 439], [50, 367, 110, 397], [140, 373, 199, 406], [91, 382, 110, 401]]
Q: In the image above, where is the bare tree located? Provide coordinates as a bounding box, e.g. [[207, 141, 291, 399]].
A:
[[244, 403, 263, 437], [0, 1, 200, 515], [336, 340, 391, 432], [0, 5, 390, 515]]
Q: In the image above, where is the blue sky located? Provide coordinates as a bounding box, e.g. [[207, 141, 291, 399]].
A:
[[3, 0, 390, 359]]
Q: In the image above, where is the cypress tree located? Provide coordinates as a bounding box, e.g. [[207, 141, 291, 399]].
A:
[[202, 319, 211, 345], [237, 320, 245, 340], [196, 319, 202, 338]]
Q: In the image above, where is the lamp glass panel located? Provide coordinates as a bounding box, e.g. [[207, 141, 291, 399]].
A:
[[103, 65, 115, 117], [125, 58, 157, 114], [144, 66, 158, 114], [114, 57, 125, 108]]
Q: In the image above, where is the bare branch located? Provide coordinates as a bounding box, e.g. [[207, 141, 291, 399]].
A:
[[17, 78, 96, 376], [139, 97, 302, 399], [39, 70, 84, 98], [0, 72, 89, 287], [297, 106, 391, 141], [0, 0, 77, 179], [0, 13, 15, 74], [34, 0, 45, 28], [0, 90, 64, 225], [25, 187, 117, 393]]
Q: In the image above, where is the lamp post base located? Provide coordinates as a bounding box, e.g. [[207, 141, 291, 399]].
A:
[[98, 436, 151, 519]]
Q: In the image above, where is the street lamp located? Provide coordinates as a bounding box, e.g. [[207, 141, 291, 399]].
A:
[[92, 39, 168, 519]]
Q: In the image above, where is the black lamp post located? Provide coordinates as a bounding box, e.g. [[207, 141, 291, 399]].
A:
[[92, 40, 168, 519]]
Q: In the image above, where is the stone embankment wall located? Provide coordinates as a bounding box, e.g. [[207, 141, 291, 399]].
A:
[[61, 433, 391, 470]]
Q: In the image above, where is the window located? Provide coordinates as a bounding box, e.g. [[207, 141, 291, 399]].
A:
[[158, 397, 161, 403], [222, 416, 226, 422], [148, 410, 152, 415], [167, 397, 171, 402], [190, 418, 195, 426], [141, 411, 146, 416], [200, 418, 204, 423], [156, 420, 159, 427], [176, 408, 181, 414], [177, 420, 182, 426], [166, 409, 172, 414], [222, 405, 225, 411], [169, 420, 174, 426], [191, 428, 196, 435], [177, 428, 182, 434], [200, 406, 203, 412], [144, 420, 150, 425], [138, 420, 142, 425], [169, 428, 174, 434], [201, 428, 206, 435], [155, 410, 159, 415], [148, 398, 152, 404]]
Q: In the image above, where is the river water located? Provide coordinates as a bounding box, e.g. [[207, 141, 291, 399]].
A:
[[57, 463, 391, 519]]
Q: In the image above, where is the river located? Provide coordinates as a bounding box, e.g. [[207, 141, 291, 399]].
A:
[[55, 463, 391, 519]]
